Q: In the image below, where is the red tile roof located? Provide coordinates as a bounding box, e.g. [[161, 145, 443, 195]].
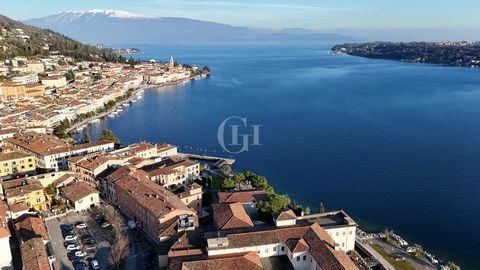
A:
[[217, 190, 268, 204], [274, 210, 297, 221], [20, 238, 50, 270], [15, 215, 49, 242], [169, 251, 263, 270], [0, 201, 10, 238], [61, 181, 99, 202], [212, 203, 254, 230]]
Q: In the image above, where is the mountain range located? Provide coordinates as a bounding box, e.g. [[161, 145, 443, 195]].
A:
[[0, 15, 119, 61], [24, 10, 355, 45]]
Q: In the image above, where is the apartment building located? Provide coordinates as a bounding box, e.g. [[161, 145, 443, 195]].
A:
[[141, 157, 200, 188], [113, 168, 197, 244], [0, 150, 36, 178], [5, 133, 114, 170], [68, 154, 125, 187], [2, 178, 49, 211]]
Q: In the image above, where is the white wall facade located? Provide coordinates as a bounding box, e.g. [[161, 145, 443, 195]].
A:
[[72, 193, 100, 212], [0, 236, 12, 269], [325, 226, 356, 252]]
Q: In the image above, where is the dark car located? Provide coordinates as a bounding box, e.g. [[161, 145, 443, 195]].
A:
[[82, 238, 94, 245], [94, 213, 104, 221], [73, 261, 88, 270], [81, 235, 94, 244], [61, 224, 74, 231], [67, 252, 83, 263]]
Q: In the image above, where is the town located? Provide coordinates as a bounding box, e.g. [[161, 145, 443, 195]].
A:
[[0, 13, 461, 270], [331, 41, 480, 68]]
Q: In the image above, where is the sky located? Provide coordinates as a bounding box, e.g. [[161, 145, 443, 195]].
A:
[[2, 0, 480, 37]]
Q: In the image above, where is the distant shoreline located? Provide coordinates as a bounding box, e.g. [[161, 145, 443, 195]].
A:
[[331, 41, 480, 68]]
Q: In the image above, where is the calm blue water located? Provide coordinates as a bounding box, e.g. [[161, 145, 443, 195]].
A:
[[78, 45, 480, 269]]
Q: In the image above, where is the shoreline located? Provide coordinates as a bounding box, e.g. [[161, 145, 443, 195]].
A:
[[67, 75, 205, 136]]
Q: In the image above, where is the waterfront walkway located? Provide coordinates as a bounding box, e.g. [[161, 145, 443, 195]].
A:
[[356, 238, 395, 270]]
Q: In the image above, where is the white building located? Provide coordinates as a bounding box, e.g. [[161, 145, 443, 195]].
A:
[[11, 73, 39, 84], [61, 182, 100, 212], [205, 222, 358, 270], [5, 134, 115, 170]]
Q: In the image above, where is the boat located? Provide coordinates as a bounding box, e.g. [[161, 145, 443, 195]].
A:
[[116, 108, 123, 112], [131, 99, 137, 103], [89, 119, 100, 124], [122, 103, 130, 107]]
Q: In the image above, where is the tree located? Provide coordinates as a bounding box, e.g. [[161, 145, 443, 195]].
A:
[[202, 65, 211, 73], [128, 57, 135, 67], [102, 206, 129, 269], [83, 132, 91, 143], [269, 194, 289, 212], [64, 70, 75, 81], [45, 184, 57, 197], [92, 72, 102, 81], [221, 178, 236, 190], [99, 129, 120, 144], [318, 202, 326, 213], [447, 261, 461, 270], [413, 244, 423, 258]]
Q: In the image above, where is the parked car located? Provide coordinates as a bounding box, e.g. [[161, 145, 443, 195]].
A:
[[61, 224, 74, 232], [81, 235, 94, 244], [94, 213, 104, 221], [82, 238, 94, 245], [67, 252, 83, 262], [73, 261, 88, 270], [76, 222, 87, 229], [90, 259, 100, 270], [65, 234, 77, 241], [101, 221, 110, 228], [66, 243, 81, 251], [75, 251, 86, 257]]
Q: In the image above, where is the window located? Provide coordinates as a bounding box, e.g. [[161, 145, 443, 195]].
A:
[[296, 256, 300, 262], [91, 197, 94, 202], [303, 255, 306, 261], [281, 246, 285, 252], [343, 231, 346, 235], [336, 232, 339, 236], [341, 243, 345, 247], [265, 248, 268, 253], [273, 247, 277, 252]]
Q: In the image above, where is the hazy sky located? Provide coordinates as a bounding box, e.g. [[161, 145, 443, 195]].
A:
[[3, 0, 480, 33]]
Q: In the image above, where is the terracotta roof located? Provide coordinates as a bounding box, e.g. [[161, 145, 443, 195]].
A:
[[0, 150, 33, 162], [15, 215, 49, 242], [212, 203, 254, 230], [20, 238, 50, 270], [217, 190, 268, 204], [274, 210, 297, 221], [0, 201, 10, 238], [9, 202, 30, 214], [169, 251, 263, 270], [303, 223, 359, 270], [114, 169, 191, 218], [286, 238, 309, 253], [61, 181, 99, 202]]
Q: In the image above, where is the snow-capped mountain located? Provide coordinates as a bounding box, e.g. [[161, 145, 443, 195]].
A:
[[24, 10, 354, 44]]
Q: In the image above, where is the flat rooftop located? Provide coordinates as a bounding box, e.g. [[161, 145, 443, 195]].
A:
[[297, 210, 357, 228]]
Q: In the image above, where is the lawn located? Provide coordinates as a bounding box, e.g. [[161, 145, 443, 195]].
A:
[[372, 244, 416, 270]]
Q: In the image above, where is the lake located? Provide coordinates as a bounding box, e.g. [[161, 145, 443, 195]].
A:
[[77, 45, 480, 269]]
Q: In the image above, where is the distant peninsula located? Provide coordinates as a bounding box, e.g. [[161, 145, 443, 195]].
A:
[[113, 48, 140, 54], [331, 41, 480, 68]]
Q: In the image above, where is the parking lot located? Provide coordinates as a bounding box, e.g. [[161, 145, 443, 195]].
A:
[[45, 207, 158, 270], [46, 210, 115, 270]]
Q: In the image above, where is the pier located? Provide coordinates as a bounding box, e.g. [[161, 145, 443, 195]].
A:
[[178, 153, 235, 165]]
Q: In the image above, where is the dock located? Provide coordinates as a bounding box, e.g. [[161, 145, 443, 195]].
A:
[[178, 153, 235, 165]]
